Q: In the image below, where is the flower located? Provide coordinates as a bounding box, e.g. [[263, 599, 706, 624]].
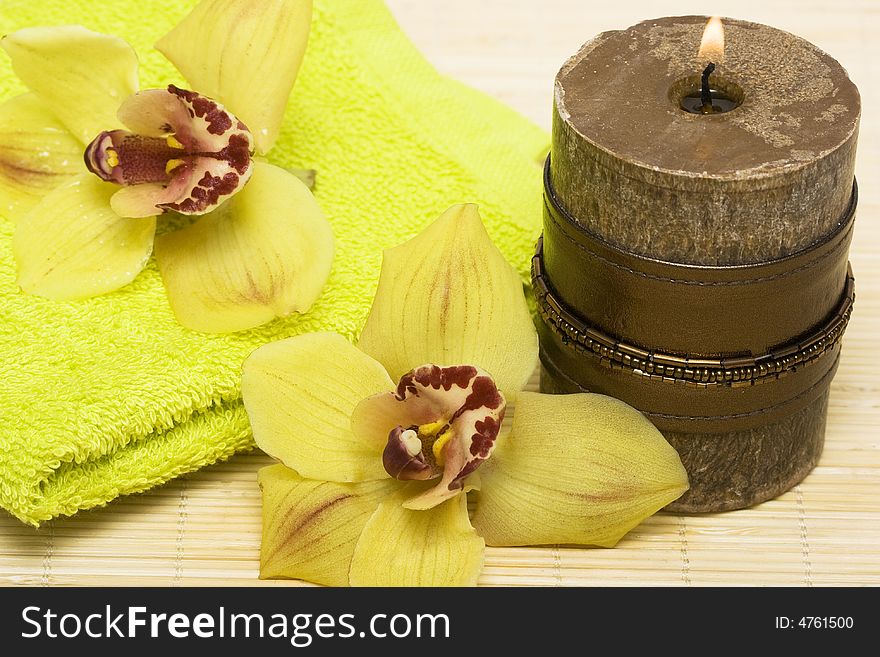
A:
[[242, 204, 689, 587], [0, 0, 333, 333]]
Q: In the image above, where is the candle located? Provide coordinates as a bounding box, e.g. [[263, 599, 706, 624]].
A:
[[535, 16, 860, 512]]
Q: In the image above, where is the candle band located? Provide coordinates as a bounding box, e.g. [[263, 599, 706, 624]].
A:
[[533, 241, 854, 387], [535, 159, 857, 433]]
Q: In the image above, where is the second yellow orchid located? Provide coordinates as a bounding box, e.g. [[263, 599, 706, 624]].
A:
[[0, 0, 332, 333], [243, 204, 689, 587]]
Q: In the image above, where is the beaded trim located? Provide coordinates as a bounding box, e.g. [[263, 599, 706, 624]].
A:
[[532, 237, 855, 388]]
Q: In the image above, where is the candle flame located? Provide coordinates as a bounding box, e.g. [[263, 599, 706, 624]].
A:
[[698, 16, 725, 63]]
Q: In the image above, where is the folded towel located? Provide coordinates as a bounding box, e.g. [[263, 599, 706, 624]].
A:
[[0, 0, 548, 525]]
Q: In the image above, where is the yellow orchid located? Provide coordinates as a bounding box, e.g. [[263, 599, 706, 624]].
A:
[[242, 204, 689, 587], [0, 0, 333, 333]]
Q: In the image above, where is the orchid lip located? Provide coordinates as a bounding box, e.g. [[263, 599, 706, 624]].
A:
[[83, 85, 255, 217], [372, 364, 506, 509], [84, 129, 190, 186]]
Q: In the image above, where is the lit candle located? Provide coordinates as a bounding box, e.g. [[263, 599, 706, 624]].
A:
[[536, 16, 860, 512], [679, 17, 740, 114]]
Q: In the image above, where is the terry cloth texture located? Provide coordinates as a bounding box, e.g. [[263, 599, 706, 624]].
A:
[[0, 0, 548, 525]]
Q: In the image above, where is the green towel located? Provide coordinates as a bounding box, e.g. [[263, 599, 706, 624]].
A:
[[0, 0, 548, 526]]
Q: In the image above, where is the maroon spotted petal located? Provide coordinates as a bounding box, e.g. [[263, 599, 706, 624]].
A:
[[355, 364, 505, 510], [402, 365, 505, 509], [83, 86, 254, 218]]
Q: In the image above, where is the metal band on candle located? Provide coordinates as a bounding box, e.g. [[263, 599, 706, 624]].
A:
[[533, 239, 854, 387]]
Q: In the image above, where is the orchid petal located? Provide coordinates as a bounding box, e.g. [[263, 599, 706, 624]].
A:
[[351, 365, 496, 467], [242, 333, 394, 483], [358, 204, 538, 400], [393, 366, 506, 510], [400, 366, 503, 511], [0, 94, 83, 222], [259, 464, 398, 586], [109, 184, 171, 219], [115, 88, 190, 139], [85, 88, 255, 218], [13, 174, 155, 299], [349, 487, 484, 587], [352, 365, 505, 508], [155, 0, 312, 154], [1, 26, 139, 144], [116, 86, 254, 154], [472, 392, 689, 547], [154, 161, 332, 333], [110, 154, 253, 219]]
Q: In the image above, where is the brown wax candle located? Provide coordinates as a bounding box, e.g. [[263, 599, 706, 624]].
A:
[[537, 16, 860, 512]]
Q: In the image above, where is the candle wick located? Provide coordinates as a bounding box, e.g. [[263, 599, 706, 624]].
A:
[[700, 62, 716, 112]]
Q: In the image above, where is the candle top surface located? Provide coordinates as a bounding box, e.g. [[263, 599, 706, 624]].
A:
[[555, 16, 860, 179]]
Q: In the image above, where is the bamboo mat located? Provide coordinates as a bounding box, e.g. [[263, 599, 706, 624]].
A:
[[2, 0, 879, 587]]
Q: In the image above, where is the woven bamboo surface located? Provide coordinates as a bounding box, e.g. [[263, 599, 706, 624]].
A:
[[1, 0, 878, 587]]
